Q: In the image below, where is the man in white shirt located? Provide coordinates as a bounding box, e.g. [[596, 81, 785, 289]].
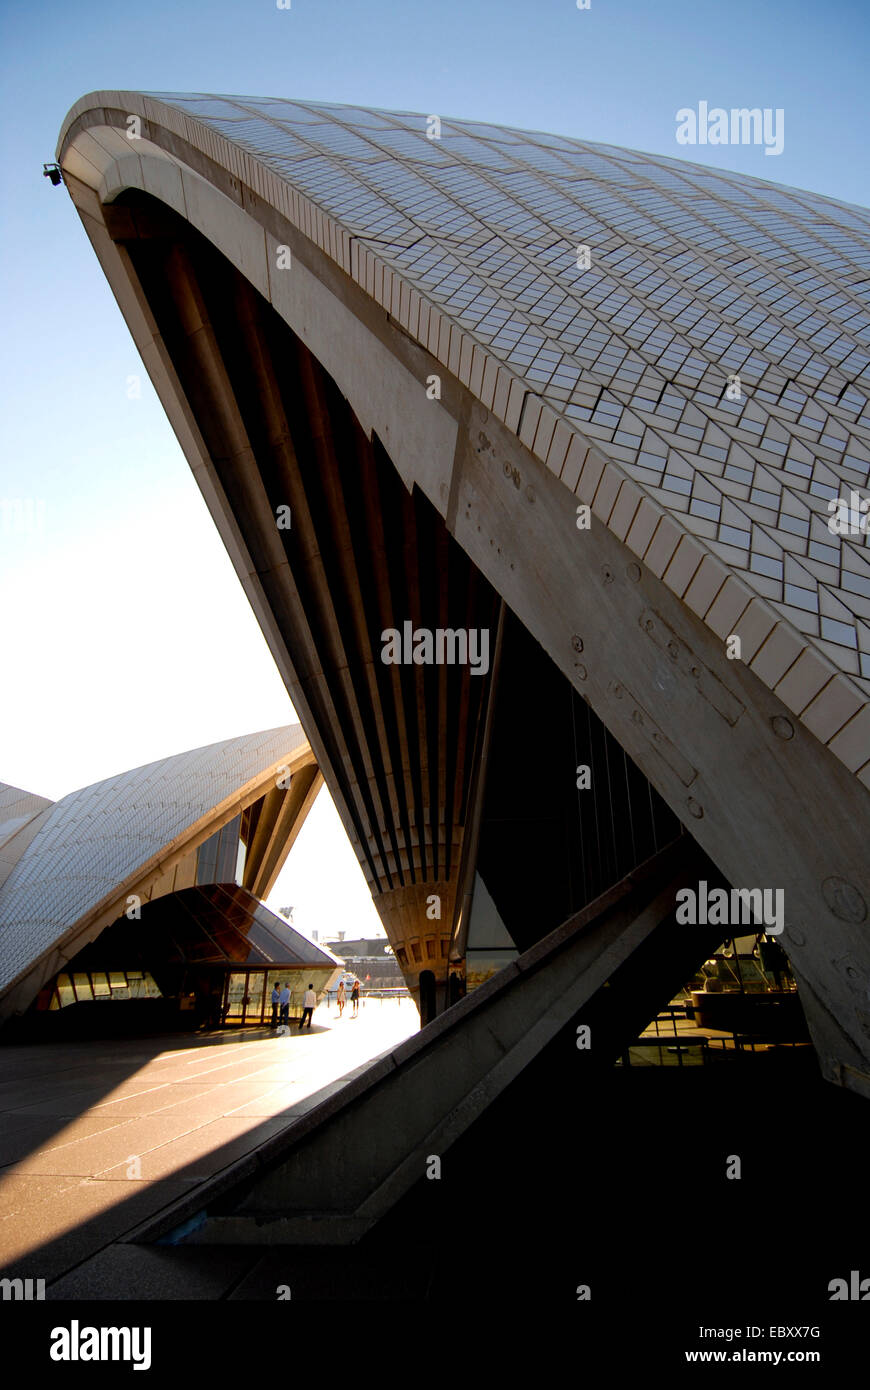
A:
[[299, 984, 316, 1030]]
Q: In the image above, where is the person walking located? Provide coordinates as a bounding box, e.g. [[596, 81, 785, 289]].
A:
[[351, 978, 360, 1016], [336, 979, 346, 1017], [300, 983, 316, 1030], [278, 982, 290, 1030], [270, 981, 280, 1029]]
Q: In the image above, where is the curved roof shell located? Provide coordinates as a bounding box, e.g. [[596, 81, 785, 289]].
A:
[[56, 93, 870, 783], [52, 94, 870, 1079]]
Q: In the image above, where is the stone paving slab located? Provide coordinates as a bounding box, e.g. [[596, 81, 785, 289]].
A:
[[100, 1082, 285, 1122], [95, 1116, 293, 1182], [8, 1114, 221, 1177], [5, 1086, 126, 1118], [224, 1084, 306, 1118], [85, 1083, 241, 1119], [0, 1175, 196, 1282], [0, 1114, 124, 1167]]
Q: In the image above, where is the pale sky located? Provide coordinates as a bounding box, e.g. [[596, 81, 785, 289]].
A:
[[1, 0, 866, 943]]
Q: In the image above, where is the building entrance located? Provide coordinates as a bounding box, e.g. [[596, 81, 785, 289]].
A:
[[223, 970, 269, 1025]]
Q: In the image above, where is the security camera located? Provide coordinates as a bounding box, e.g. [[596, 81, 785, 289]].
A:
[[43, 163, 62, 186]]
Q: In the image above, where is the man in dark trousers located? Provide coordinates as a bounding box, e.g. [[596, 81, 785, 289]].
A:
[[300, 983, 316, 1030], [278, 982, 290, 1030], [270, 981, 280, 1030]]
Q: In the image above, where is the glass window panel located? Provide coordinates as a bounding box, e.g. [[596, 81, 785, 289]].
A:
[[128, 972, 162, 1000], [466, 950, 519, 991], [56, 974, 75, 1008], [224, 972, 251, 1020]]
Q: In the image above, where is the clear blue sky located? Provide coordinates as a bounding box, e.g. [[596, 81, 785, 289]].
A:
[[0, 0, 867, 938]]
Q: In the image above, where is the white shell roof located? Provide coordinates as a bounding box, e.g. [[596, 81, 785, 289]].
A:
[[56, 94, 870, 782]]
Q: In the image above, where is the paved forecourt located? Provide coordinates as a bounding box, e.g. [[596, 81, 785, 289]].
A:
[[0, 996, 418, 1283]]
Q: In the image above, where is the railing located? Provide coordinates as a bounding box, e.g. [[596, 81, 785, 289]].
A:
[[617, 1001, 809, 1066], [323, 986, 411, 1005]]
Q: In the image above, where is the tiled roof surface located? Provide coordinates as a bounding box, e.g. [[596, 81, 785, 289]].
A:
[[56, 94, 870, 780], [142, 94, 870, 692], [0, 726, 306, 993]]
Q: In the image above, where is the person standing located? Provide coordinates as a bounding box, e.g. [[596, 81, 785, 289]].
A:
[[336, 980, 346, 1017], [300, 983, 316, 1030], [351, 978, 360, 1016], [207, 983, 222, 1030], [270, 981, 280, 1030], [278, 982, 290, 1029]]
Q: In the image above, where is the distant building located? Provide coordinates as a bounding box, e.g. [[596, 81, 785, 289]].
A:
[[322, 937, 405, 991]]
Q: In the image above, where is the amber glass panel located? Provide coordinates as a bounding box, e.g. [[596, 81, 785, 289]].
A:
[[56, 974, 75, 1008], [224, 972, 250, 1021]]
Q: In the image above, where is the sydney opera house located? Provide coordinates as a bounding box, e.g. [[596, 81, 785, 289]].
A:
[[0, 91, 866, 1292], [50, 90, 869, 1057]]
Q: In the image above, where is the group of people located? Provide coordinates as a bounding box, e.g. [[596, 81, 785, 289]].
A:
[[269, 977, 361, 1033], [270, 981, 318, 1032], [336, 977, 361, 1017]]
